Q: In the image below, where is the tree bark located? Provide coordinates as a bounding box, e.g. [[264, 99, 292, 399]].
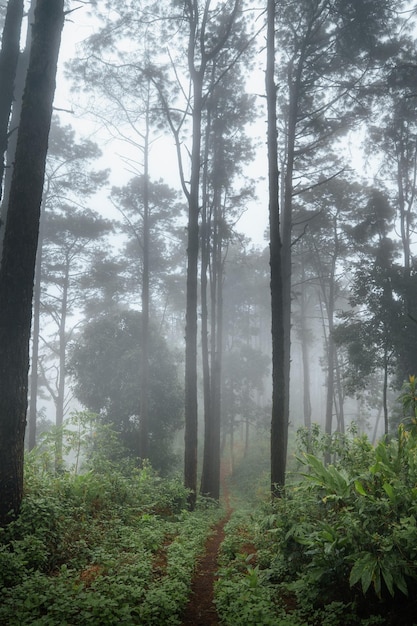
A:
[[267, 0, 287, 495], [299, 259, 312, 430], [0, 0, 64, 527], [54, 257, 69, 469], [0, 0, 23, 200], [28, 196, 46, 452], [0, 0, 35, 259], [199, 135, 213, 497], [184, 65, 203, 509], [139, 96, 151, 462], [210, 206, 222, 500]]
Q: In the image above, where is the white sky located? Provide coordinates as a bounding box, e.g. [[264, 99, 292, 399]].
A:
[[52, 5, 270, 248]]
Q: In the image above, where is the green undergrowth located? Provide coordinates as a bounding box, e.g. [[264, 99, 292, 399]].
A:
[[0, 455, 221, 625], [215, 424, 417, 626]]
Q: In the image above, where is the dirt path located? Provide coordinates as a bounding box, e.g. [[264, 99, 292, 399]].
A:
[[180, 468, 232, 626]]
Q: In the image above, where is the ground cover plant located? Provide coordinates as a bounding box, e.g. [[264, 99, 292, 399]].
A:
[[215, 421, 417, 625], [0, 422, 221, 625]]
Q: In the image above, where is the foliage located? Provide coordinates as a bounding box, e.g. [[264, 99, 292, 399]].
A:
[[68, 310, 183, 472], [215, 424, 417, 625], [0, 452, 220, 625], [398, 375, 417, 432]]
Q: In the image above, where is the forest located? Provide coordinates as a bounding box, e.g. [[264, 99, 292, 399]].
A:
[[0, 0, 417, 624]]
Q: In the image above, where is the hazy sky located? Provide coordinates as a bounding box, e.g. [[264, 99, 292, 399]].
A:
[[54, 5, 269, 248]]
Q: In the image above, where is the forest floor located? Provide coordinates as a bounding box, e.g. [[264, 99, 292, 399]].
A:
[[180, 466, 234, 626]]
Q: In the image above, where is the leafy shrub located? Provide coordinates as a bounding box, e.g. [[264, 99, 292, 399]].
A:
[[0, 454, 219, 625], [216, 423, 417, 625]]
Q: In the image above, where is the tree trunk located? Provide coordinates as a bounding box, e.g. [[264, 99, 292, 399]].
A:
[[299, 262, 312, 430], [0, 0, 24, 200], [0, 0, 64, 527], [28, 196, 46, 452], [200, 108, 223, 499], [334, 350, 345, 433], [139, 96, 151, 462], [267, 0, 287, 495], [210, 207, 222, 500], [0, 0, 35, 258], [383, 349, 389, 436], [184, 66, 203, 509], [54, 258, 69, 469], [199, 138, 213, 497]]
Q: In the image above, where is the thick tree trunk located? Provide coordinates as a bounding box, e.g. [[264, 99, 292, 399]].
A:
[[0, 0, 35, 258], [0, 0, 64, 527], [267, 0, 287, 495], [0, 0, 23, 200]]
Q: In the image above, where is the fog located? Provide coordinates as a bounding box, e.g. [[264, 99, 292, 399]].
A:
[[1, 0, 414, 487]]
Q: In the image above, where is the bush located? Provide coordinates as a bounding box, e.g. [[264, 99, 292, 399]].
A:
[[215, 425, 417, 625], [0, 455, 219, 625]]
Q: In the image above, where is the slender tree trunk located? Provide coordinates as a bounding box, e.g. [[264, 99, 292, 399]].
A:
[[184, 68, 203, 509], [299, 264, 312, 429], [139, 97, 150, 462], [0, 0, 64, 527], [229, 414, 235, 475], [200, 114, 213, 497], [334, 350, 345, 433], [200, 132, 222, 500], [28, 196, 47, 451], [383, 349, 389, 436], [372, 404, 383, 444], [0, 0, 23, 200], [325, 328, 335, 437], [54, 259, 69, 469], [210, 207, 223, 499], [397, 149, 411, 274], [267, 0, 287, 495]]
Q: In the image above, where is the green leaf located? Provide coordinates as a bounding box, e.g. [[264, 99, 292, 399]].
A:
[[354, 480, 367, 496], [380, 564, 394, 596], [382, 483, 395, 501], [349, 553, 376, 594]]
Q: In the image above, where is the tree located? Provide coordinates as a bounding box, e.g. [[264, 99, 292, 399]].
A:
[[28, 118, 108, 452], [70, 0, 258, 506], [0, 0, 23, 200], [39, 208, 111, 465], [0, 0, 64, 526], [366, 38, 417, 275], [199, 37, 256, 500], [110, 174, 184, 461], [294, 178, 361, 437], [0, 0, 36, 257], [146, 0, 252, 507], [273, 0, 396, 476], [334, 189, 401, 435], [267, 0, 287, 494], [69, 310, 183, 473]]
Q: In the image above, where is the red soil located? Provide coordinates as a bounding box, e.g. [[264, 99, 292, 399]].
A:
[[180, 466, 232, 626]]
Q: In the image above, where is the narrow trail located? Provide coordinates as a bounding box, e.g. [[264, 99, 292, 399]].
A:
[[180, 467, 233, 626]]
